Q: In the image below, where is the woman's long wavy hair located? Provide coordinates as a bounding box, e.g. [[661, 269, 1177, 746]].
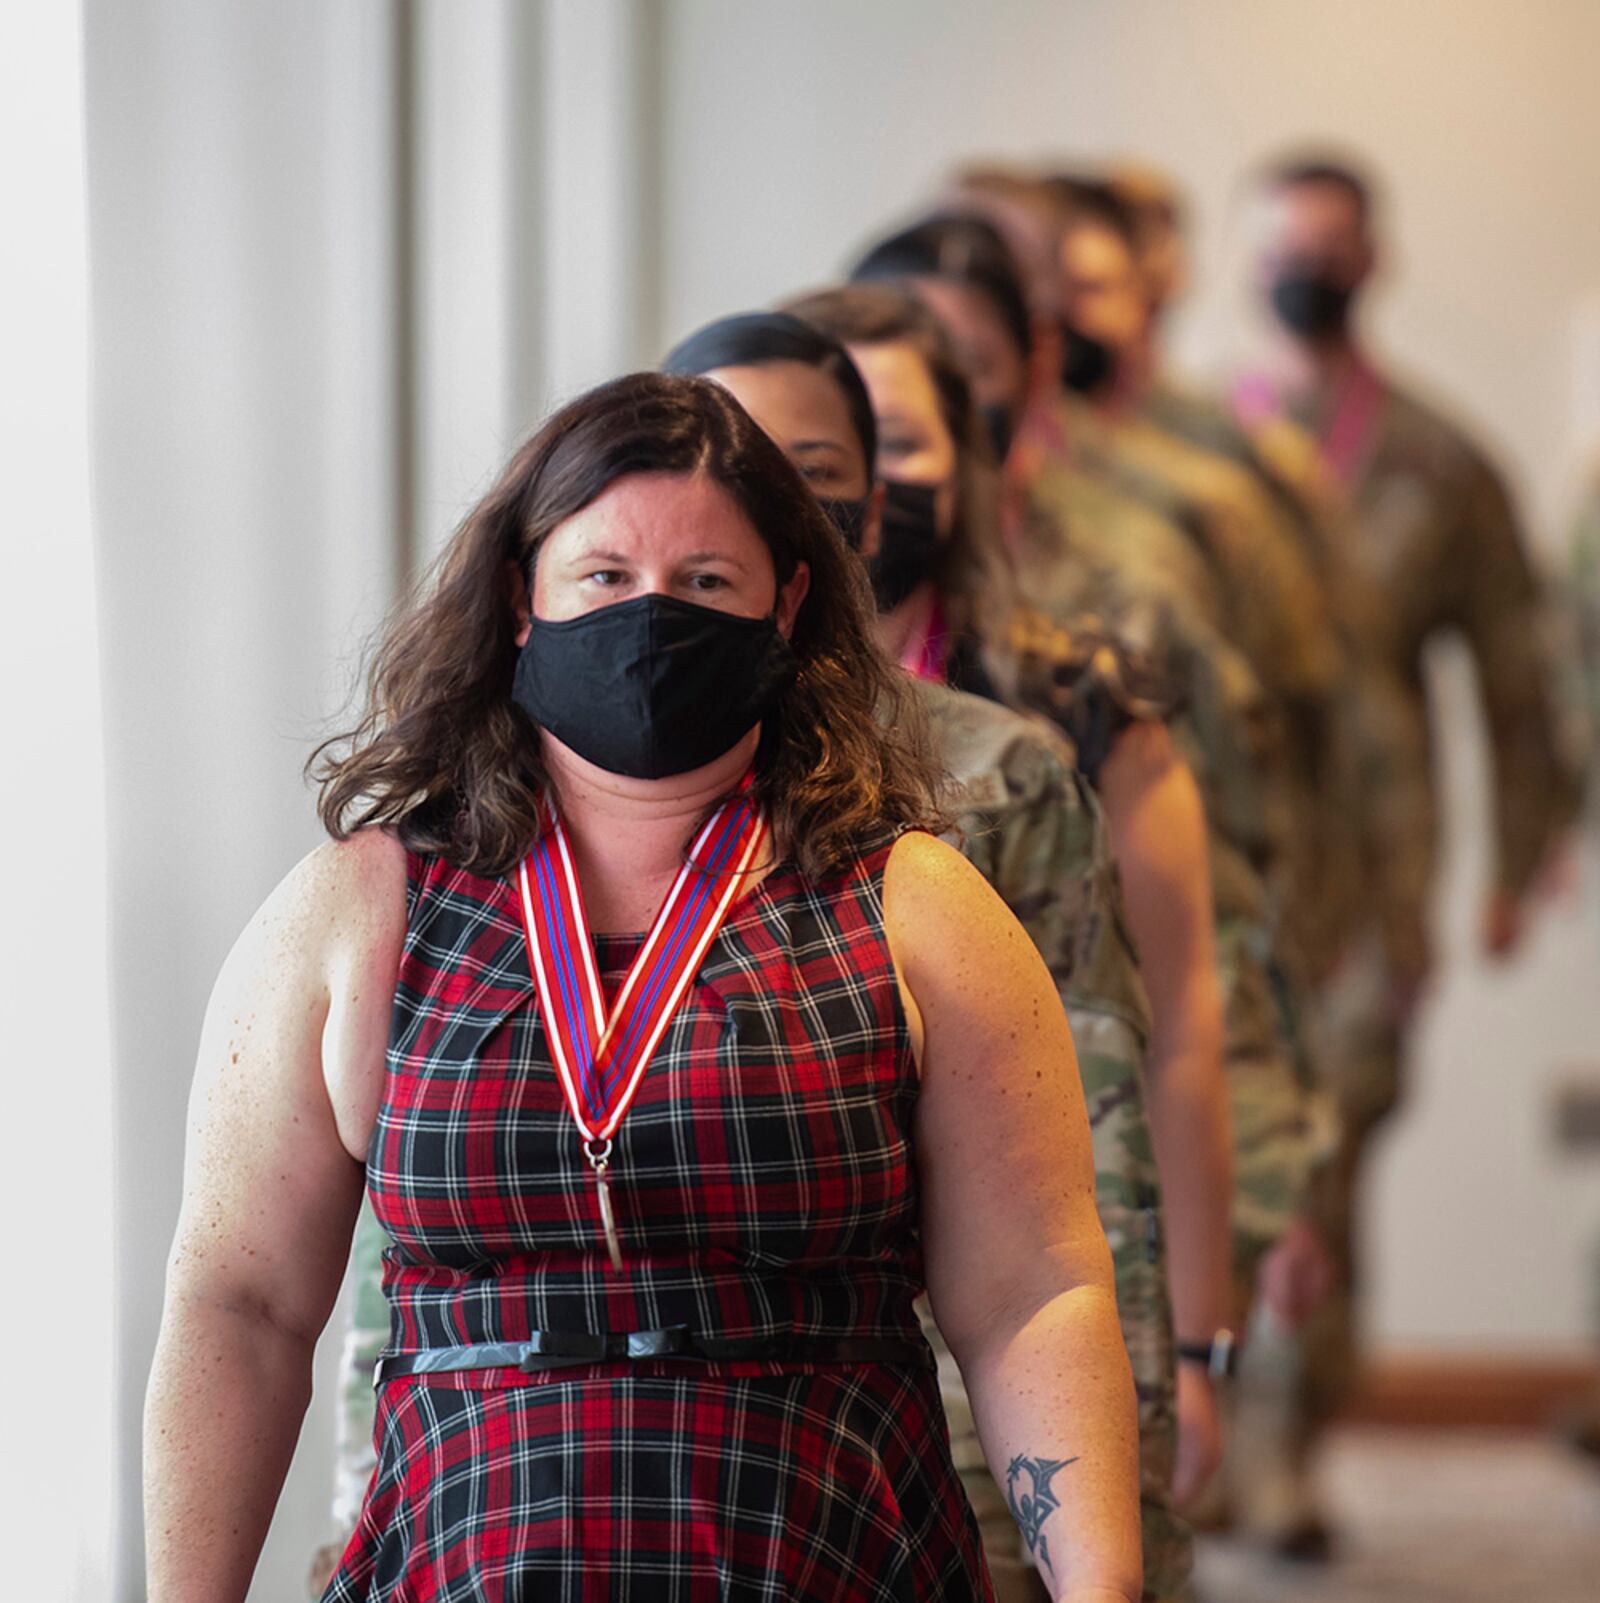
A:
[[778, 282, 1017, 647], [310, 372, 945, 879]]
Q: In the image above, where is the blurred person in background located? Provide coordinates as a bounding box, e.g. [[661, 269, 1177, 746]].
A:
[[839, 216, 1327, 1521], [666, 302, 1212, 1603], [1106, 159, 1445, 1549], [1229, 151, 1583, 1556], [1107, 159, 1429, 1006], [916, 190, 1333, 1310], [148, 372, 1145, 1603], [731, 294, 1228, 1601]]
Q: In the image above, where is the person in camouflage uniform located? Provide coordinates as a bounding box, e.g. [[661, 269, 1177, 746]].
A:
[[690, 304, 1214, 1603], [847, 202, 1322, 1318], [801, 266, 1250, 1590], [846, 203, 1321, 1314], [1009, 474, 1320, 1300], [915, 677, 1184, 1603], [1223, 152, 1583, 1554], [1045, 176, 1351, 971], [1108, 158, 1432, 993]]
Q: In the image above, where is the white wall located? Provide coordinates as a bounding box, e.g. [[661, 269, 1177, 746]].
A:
[[1, 7, 115, 1600], [656, 0, 1600, 1354], [85, 3, 404, 1594]]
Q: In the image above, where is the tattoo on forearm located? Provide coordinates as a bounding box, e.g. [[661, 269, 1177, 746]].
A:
[[1005, 1453, 1078, 1575]]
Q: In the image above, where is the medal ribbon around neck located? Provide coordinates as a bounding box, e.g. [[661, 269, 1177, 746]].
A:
[[517, 784, 768, 1265]]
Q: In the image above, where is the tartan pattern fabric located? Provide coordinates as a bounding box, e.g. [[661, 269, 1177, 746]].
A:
[[324, 842, 993, 1601]]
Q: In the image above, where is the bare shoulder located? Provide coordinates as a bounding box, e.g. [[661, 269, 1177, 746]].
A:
[[883, 828, 1039, 984], [883, 828, 995, 917], [248, 827, 408, 968], [202, 828, 409, 1160]]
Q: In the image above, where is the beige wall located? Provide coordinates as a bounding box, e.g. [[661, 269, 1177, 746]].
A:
[[656, 0, 1600, 1353]]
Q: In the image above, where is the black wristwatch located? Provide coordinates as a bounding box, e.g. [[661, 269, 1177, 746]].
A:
[[1176, 1328, 1237, 1380]]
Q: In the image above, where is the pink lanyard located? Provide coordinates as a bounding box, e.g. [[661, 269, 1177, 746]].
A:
[[1232, 364, 1385, 489], [900, 594, 951, 683], [516, 788, 768, 1269], [1319, 361, 1386, 488]]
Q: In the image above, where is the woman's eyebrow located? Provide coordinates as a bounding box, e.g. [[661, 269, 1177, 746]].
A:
[[569, 545, 636, 564], [678, 550, 749, 569], [789, 438, 849, 455]]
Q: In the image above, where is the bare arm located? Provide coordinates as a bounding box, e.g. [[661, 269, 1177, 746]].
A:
[[887, 832, 1141, 1603], [1097, 721, 1232, 1502], [144, 830, 405, 1603]]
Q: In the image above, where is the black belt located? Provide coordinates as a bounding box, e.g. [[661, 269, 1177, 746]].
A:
[[375, 1326, 929, 1386]]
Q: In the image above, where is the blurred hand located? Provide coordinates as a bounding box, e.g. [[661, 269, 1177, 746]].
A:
[[1171, 1362, 1223, 1509], [1481, 884, 1524, 960], [1387, 955, 1432, 1024], [1534, 833, 1583, 908], [1255, 1214, 1335, 1330], [308, 1539, 348, 1600]]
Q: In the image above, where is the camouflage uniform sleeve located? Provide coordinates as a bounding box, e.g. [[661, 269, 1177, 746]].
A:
[[329, 1197, 394, 1539], [1266, 458, 1435, 980], [1451, 454, 1582, 894]]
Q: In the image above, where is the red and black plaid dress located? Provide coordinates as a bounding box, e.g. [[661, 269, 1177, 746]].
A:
[[323, 839, 993, 1602]]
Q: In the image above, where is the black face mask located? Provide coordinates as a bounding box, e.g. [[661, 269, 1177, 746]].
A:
[[512, 593, 797, 779], [868, 479, 942, 613], [817, 494, 870, 552], [1268, 271, 1355, 339], [1060, 323, 1116, 396], [980, 402, 1015, 465]]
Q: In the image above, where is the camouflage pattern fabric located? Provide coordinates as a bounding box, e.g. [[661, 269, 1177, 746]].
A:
[[1143, 382, 1433, 985], [1006, 458, 1326, 1266], [1221, 369, 1583, 1532], [323, 680, 1192, 1601], [909, 677, 1188, 1603], [1284, 375, 1580, 907]]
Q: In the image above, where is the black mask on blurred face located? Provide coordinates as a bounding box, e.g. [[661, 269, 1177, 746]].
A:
[[868, 479, 942, 613], [817, 494, 870, 552], [980, 402, 1016, 465], [1268, 270, 1355, 339], [1060, 323, 1116, 397], [512, 593, 797, 779]]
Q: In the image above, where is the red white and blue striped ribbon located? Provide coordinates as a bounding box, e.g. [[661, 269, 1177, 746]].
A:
[[517, 789, 768, 1152]]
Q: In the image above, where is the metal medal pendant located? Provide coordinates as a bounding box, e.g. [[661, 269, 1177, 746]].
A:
[[586, 1139, 624, 1272]]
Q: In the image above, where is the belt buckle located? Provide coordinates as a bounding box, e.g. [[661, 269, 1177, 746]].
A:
[[626, 1325, 690, 1359]]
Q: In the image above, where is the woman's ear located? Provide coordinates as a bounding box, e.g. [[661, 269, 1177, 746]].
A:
[[507, 560, 532, 647], [775, 561, 811, 639], [860, 483, 887, 563]]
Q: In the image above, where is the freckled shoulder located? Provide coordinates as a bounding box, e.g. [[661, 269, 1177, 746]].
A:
[[304, 827, 411, 959], [298, 829, 409, 1157], [883, 828, 1037, 980], [884, 827, 1019, 929]]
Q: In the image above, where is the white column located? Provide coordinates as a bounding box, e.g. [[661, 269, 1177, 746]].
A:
[[83, 3, 403, 1594], [0, 6, 114, 1601], [539, 0, 666, 402], [408, 0, 547, 564]]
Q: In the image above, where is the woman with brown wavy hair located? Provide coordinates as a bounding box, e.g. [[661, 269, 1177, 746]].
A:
[[144, 371, 1141, 1603]]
